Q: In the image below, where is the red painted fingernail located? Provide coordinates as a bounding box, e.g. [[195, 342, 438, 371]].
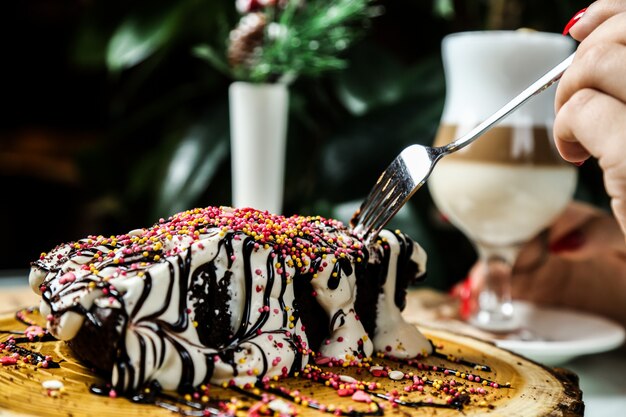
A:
[[562, 8, 587, 35], [549, 230, 585, 253], [572, 160, 585, 167]]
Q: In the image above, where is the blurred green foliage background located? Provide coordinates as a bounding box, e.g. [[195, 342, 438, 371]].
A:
[[2, 0, 602, 289]]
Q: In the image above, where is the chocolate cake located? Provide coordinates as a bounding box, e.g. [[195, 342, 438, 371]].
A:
[[29, 206, 431, 395]]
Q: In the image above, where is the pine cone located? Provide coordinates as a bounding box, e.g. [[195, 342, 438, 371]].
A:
[[227, 12, 267, 70]]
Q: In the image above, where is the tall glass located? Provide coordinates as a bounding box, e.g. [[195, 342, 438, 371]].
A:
[[428, 31, 577, 332]]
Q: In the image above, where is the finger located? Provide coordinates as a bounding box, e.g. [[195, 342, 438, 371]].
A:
[[555, 39, 626, 112], [569, 1, 626, 41], [515, 202, 626, 273], [550, 209, 626, 259], [513, 255, 626, 326], [546, 201, 601, 240], [554, 88, 626, 167]]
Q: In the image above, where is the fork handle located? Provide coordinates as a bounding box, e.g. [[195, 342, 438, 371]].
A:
[[442, 52, 576, 154]]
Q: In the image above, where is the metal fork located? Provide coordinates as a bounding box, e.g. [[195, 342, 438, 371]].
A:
[[350, 52, 576, 243]]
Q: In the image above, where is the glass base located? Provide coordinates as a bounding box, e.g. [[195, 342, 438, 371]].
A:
[[469, 306, 521, 333]]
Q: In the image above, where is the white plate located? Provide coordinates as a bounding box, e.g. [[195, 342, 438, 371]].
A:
[[494, 302, 626, 366]]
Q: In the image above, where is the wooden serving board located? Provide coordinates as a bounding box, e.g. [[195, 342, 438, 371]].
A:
[[0, 311, 583, 417]]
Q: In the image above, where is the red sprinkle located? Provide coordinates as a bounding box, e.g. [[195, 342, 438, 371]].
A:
[[0, 356, 18, 366]]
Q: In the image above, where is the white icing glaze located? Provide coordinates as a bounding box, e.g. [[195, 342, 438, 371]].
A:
[[372, 230, 432, 358], [30, 206, 430, 394]]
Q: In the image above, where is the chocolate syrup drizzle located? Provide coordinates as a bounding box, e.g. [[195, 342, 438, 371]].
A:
[[21, 209, 464, 414], [2, 310, 508, 416]]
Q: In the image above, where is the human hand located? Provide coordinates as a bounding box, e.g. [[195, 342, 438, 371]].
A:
[[453, 202, 626, 327], [555, 0, 626, 240]]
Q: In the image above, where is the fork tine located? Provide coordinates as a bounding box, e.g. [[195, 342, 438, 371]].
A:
[[351, 156, 409, 240], [356, 169, 395, 226], [365, 178, 408, 239], [352, 153, 424, 243], [350, 157, 400, 228]]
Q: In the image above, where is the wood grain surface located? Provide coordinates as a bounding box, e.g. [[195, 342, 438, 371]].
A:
[[0, 310, 583, 417]]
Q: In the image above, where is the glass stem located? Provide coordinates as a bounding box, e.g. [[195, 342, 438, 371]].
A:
[[471, 244, 520, 332]]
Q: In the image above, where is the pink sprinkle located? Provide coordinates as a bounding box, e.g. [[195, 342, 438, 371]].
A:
[[255, 269, 262, 275], [108, 389, 117, 398], [315, 356, 331, 365], [351, 390, 372, 403]]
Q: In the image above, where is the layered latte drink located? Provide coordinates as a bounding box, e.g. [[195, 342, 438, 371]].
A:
[[429, 125, 577, 247], [428, 30, 576, 330]]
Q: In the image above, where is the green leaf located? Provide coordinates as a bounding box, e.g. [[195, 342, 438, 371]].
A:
[[106, 12, 180, 72], [433, 0, 455, 20], [192, 44, 232, 77], [151, 107, 230, 219], [333, 44, 445, 116]]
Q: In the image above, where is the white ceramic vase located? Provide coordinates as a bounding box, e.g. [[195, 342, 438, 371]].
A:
[[229, 81, 289, 214]]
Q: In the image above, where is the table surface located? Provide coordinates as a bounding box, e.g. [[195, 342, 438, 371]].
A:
[[1, 270, 625, 416]]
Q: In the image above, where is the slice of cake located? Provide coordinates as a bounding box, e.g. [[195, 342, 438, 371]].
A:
[[28, 206, 431, 395]]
